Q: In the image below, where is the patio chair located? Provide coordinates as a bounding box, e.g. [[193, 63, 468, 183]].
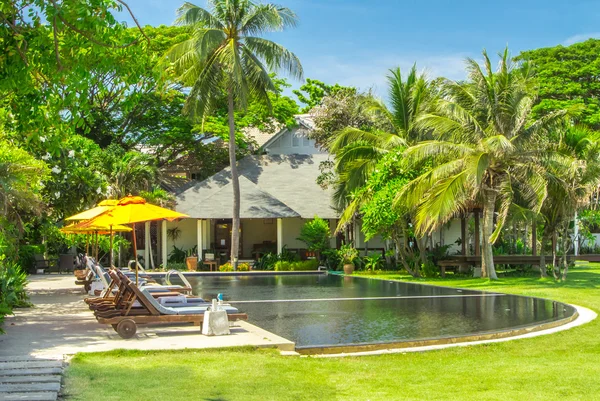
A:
[[94, 273, 247, 339], [59, 254, 76, 274], [33, 254, 58, 274]]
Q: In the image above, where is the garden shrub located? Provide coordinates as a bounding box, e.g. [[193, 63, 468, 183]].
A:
[[0, 257, 30, 333], [219, 262, 251, 272], [420, 261, 439, 278], [297, 216, 331, 259], [274, 259, 319, 271], [18, 244, 45, 273]]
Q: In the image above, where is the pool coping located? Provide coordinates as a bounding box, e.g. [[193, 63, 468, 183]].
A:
[[145, 270, 326, 277], [293, 275, 585, 355], [295, 308, 580, 355], [308, 304, 596, 357]]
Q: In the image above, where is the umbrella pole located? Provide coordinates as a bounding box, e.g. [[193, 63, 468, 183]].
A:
[[109, 225, 113, 268], [132, 223, 138, 285]]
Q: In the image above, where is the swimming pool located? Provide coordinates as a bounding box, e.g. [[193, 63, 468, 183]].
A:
[[180, 273, 576, 353]]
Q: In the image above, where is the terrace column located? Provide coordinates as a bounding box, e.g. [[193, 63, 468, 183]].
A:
[[277, 218, 283, 255], [161, 220, 168, 269], [461, 216, 467, 256], [474, 209, 481, 257], [197, 219, 204, 260], [144, 221, 150, 269], [574, 211, 579, 256]]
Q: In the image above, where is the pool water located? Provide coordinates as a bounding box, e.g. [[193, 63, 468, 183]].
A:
[[181, 274, 575, 349]]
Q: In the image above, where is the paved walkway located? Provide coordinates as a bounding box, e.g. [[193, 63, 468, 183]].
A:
[[0, 275, 294, 359]]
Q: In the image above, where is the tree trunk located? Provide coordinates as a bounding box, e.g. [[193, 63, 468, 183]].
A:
[[227, 87, 240, 270], [481, 192, 498, 280], [539, 233, 547, 278], [552, 232, 559, 280], [561, 224, 570, 281], [395, 238, 420, 278]]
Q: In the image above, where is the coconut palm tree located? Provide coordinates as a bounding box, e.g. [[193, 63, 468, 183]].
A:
[[399, 48, 565, 280], [164, 1, 302, 267], [538, 125, 600, 279], [331, 65, 432, 224]]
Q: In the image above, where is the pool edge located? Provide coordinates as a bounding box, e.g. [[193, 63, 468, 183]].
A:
[[296, 304, 595, 356]]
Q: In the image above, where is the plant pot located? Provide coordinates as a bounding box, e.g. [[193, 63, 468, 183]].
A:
[[185, 256, 198, 272], [343, 263, 355, 275]]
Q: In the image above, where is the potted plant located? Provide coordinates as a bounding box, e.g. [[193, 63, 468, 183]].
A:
[[338, 243, 358, 275], [185, 246, 198, 271]]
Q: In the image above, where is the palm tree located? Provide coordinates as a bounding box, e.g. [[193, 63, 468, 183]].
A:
[[399, 49, 565, 280], [539, 126, 600, 279], [164, 1, 302, 267], [331, 65, 431, 223]]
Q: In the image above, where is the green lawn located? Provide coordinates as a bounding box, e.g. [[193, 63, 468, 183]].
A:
[[64, 264, 600, 401]]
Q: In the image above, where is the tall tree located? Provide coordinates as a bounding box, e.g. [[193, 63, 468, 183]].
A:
[[400, 49, 565, 280], [164, 1, 302, 267], [517, 39, 600, 129]]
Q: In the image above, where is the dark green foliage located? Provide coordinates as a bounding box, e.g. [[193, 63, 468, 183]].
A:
[[253, 253, 279, 270], [0, 257, 29, 333], [297, 216, 331, 257], [322, 249, 343, 271], [168, 246, 186, 264], [17, 244, 45, 272]]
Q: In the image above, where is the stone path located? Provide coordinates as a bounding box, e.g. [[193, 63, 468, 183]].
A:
[[0, 356, 63, 401]]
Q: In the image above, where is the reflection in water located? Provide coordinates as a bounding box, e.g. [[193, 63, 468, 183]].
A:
[[178, 274, 575, 347]]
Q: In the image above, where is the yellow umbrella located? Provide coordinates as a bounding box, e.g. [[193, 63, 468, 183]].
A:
[[60, 222, 132, 235], [61, 219, 132, 264], [64, 199, 119, 221], [81, 196, 188, 283]]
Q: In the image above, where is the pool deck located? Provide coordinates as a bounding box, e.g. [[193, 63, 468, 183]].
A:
[[0, 275, 295, 359]]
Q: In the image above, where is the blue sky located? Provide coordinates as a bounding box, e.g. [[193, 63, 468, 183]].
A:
[[118, 0, 600, 97]]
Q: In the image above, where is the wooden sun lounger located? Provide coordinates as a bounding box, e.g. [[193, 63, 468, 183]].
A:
[[94, 273, 247, 338]]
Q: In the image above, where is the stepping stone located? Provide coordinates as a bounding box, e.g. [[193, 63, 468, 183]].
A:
[[0, 368, 62, 376], [0, 393, 57, 401], [0, 361, 62, 370], [0, 375, 61, 383], [0, 382, 61, 392]]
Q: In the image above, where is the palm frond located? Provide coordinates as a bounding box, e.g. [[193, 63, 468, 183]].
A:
[[243, 37, 303, 80]]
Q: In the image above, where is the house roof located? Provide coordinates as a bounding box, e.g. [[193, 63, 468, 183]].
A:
[[175, 154, 338, 219]]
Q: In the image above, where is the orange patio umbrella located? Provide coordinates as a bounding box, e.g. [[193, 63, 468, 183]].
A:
[[81, 195, 188, 283]]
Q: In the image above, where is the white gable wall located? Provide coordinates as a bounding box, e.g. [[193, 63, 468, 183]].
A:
[[264, 127, 325, 155]]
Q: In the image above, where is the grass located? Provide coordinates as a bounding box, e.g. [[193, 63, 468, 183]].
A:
[[64, 264, 600, 401]]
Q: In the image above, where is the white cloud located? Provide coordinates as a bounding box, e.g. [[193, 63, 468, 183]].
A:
[[562, 33, 600, 46]]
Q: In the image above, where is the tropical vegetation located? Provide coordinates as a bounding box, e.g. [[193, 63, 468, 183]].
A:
[[163, 0, 303, 268]]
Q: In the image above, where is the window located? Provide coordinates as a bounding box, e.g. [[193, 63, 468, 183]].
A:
[[303, 136, 310, 146], [292, 132, 300, 147]]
